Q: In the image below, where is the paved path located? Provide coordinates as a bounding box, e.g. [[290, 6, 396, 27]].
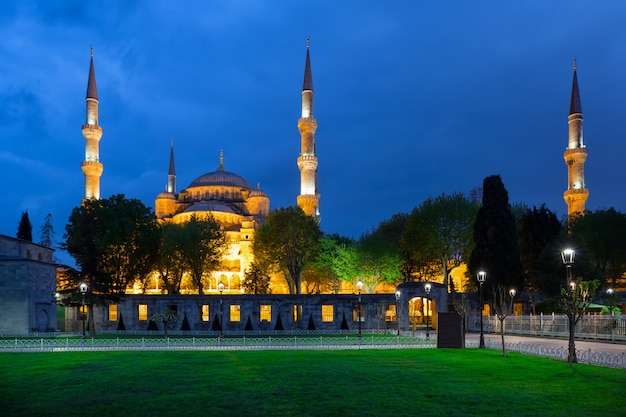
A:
[[466, 332, 626, 355]]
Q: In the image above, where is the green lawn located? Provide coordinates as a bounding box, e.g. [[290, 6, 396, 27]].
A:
[[0, 349, 624, 417]]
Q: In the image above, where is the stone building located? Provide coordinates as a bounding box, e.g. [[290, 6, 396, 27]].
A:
[[0, 234, 56, 333]]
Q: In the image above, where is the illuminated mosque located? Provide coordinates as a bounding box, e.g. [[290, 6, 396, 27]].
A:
[[81, 42, 320, 294], [80, 41, 587, 296]]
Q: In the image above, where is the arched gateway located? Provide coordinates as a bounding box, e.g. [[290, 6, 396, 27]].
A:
[[395, 282, 448, 334]]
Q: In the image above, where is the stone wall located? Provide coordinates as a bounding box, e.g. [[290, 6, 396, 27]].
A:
[[0, 235, 56, 333]]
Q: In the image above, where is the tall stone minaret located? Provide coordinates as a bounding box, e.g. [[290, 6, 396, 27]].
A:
[[297, 37, 320, 218], [563, 58, 588, 218], [167, 139, 176, 194], [81, 46, 103, 201]]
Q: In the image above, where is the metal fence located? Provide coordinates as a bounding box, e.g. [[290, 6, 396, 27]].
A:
[[468, 314, 626, 342], [0, 334, 436, 352]]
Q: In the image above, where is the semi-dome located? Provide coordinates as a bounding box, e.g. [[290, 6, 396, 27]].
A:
[[183, 201, 236, 214], [188, 167, 253, 190]]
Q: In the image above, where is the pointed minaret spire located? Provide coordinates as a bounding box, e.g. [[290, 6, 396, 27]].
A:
[[569, 58, 582, 117], [81, 46, 104, 201], [217, 149, 226, 171], [167, 138, 176, 193], [297, 37, 320, 218], [563, 57, 588, 219]]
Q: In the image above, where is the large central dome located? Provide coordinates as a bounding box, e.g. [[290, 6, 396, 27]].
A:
[[188, 166, 253, 189]]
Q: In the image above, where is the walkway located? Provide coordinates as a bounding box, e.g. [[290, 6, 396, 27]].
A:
[[466, 332, 626, 355]]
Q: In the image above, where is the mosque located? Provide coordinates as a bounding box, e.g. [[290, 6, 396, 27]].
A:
[[81, 42, 320, 295]]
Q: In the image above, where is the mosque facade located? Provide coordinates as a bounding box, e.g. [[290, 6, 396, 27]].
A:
[[81, 42, 318, 294]]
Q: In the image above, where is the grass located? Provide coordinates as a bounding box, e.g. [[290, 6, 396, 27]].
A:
[[0, 348, 624, 417]]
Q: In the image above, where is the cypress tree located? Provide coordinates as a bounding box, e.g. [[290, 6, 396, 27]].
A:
[[17, 211, 33, 241], [469, 175, 524, 297]]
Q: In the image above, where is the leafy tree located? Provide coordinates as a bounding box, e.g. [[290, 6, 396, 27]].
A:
[[155, 222, 186, 294], [253, 206, 322, 295], [403, 193, 478, 290], [242, 263, 271, 294], [61, 195, 161, 337], [561, 278, 600, 367], [308, 234, 354, 293], [469, 175, 524, 298], [17, 211, 33, 241], [518, 205, 562, 293], [176, 214, 227, 294], [39, 213, 56, 249], [150, 310, 178, 338], [568, 208, 626, 289], [357, 228, 403, 292], [63, 194, 160, 294]]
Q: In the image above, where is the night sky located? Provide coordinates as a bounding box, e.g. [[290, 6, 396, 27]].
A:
[[2, 1, 626, 266]]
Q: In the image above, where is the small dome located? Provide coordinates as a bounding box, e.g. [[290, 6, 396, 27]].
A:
[[156, 191, 176, 200]]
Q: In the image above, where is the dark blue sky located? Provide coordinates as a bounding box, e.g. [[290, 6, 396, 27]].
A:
[[2, 1, 626, 265]]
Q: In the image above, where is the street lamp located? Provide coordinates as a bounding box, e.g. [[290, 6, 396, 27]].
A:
[[356, 280, 363, 342], [562, 248, 575, 308], [477, 271, 487, 348], [424, 283, 431, 339], [218, 282, 225, 339], [395, 290, 401, 336], [79, 282, 88, 339]]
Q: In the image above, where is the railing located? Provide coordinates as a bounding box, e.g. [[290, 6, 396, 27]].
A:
[[0, 334, 436, 353], [468, 314, 626, 342], [465, 338, 626, 369]]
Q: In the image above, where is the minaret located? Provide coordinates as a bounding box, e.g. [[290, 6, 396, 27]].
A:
[[167, 139, 176, 193], [296, 37, 320, 218], [563, 58, 588, 218], [81, 46, 104, 201]]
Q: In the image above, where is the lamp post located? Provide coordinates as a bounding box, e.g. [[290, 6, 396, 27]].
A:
[[561, 248, 575, 310], [356, 280, 363, 342], [424, 283, 431, 339], [218, 282, 225, 339], [477, 271, 486, 348], [79, 282, 88, 340], [395, 290, 401, 336]]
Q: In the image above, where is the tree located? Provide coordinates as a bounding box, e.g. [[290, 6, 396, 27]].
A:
[[491, 285, 516, 357], [150, 310, 179, 338], [568, 208, 626, 289], [561, 278, 600, 367], [155, 222, 187, 294], [357, 228, 403, 293], [61, 195, 160, 337], [242, 263, 271, 294], [403, 193, 478, 289], [39, 213, 56, 249], [307, 234, 354, 294], [17, 211, 32, 241], [253, 206, 322, 295], [176, 215, 227, 294], [469, 175, 524, 298], [518, 205, 562, 294]]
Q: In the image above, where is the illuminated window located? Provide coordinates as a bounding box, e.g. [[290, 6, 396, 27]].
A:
[[321, 305, 334, 322], [230, 305, 241, 322], [481, 304, 490, 316], [108, 305, 118, 321], [79, 305, 88, 321], [260, 305, 271, 322], [385, 304, 397, 322], [353, 305, 365, 322], [513, 303, 523, 316], [138, 304, 148, 321], [200, 305, 209, 322], [293, 305, 302, 322]]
